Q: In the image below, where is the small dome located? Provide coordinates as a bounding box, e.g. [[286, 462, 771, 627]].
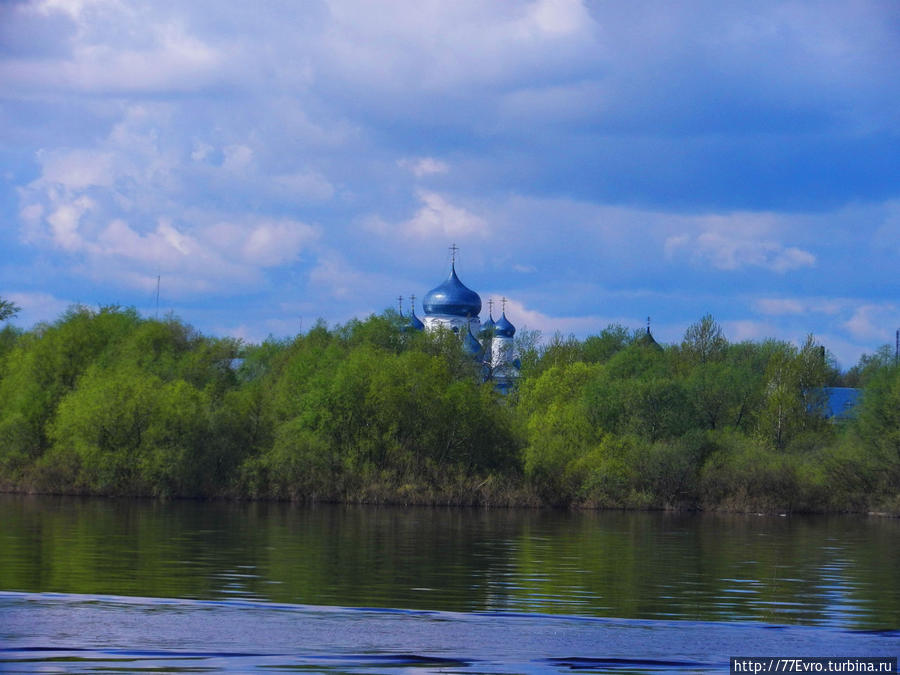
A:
[[408, 308, 425, 332], [494, 311, 515, 338], [479, 313, 496, 338], [423, 264, 482, 318], [462, 324, 483, 358]]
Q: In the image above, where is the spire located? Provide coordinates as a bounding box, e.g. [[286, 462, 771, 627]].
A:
[[398, 295, 404, 317], [407, 293, 424, 331], [480, 297, 496, 338], [639, 316, 662, 350]]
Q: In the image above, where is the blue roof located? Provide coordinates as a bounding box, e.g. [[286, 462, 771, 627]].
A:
[[822, 387, 861, 420], [423, 263, 482, 318], [479, 314, 496, 338], [462, 324, 483, 358], [494, 311, 515, 338], [408, 309, 425, 332]]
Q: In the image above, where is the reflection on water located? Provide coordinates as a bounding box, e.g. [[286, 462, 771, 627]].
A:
[[1, 495, 898, 629]]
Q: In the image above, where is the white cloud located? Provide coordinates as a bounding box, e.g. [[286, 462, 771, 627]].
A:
[[666, 230, 816, 273], [15, 97, 326, 298], [770, 247, 817, 272], [754, 298, 806, 316], [5, 3, 222, 94], [309, 253, 360, 300], [34, 0, 111, 20], [399, 157, 450, 177], [367, 190, 487, 241], [191, 141, 213, 162], [240, 220, 319, 267], [496, 297, 624, 339], [754, 297, 844, 316], [222, 144, 254, 172], [272, 171, 335, 201], [844, 304, 899, 342], [722, 319, 780, 343], [37, 149, 117, 190], [45, 196, 94, 251], [406, 191, 486, 239], [663, 234, 690, 258], [4, 291, 72, 328], [524, 0, 589, 36]]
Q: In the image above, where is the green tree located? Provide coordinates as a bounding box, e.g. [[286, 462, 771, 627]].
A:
[[681, 314, 727, 366], [0, 297, 20, 322], [537, 332, 583, 373], [684, 345, 763, 432], [843, 344, 895, 388], [851, 364, 900, 479], [519, 362, 603, 503], [757, 336, 828, 451], [513, 327, 541, 375], [582, 324, 631, 363], [0, 306, 142, 477], [47, 363, 212, 496]]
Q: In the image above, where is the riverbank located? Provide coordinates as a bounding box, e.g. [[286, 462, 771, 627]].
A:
[[3, 479, 897, 516], [1, 307, 898, 517]]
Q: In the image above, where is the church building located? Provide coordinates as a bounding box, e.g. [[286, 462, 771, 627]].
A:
[[404, 247, 520, 393]]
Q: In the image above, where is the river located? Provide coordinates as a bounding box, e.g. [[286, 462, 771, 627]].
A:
[[0, 495, 897, 672]]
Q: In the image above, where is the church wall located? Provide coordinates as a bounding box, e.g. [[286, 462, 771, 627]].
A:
[[424, 315, 481, 334]]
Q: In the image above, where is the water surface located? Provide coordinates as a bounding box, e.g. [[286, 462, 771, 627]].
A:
[[1, 496, 897, 672]]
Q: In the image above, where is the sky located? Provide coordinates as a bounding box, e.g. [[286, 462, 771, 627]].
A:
[[1, 0, 899, 369]]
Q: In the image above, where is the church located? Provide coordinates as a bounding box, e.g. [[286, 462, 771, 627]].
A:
[[402, 247, 521, 393]]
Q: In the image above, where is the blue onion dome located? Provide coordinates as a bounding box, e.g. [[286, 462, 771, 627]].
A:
[[479, 313, 496, 338], [462, 323, 483, 358], [408, 307, 425, 332], [494, 311, 516, 338], [423, 263, 482, 318]]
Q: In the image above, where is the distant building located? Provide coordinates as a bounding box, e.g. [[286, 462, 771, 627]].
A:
[[404, 246, 520, 392], [636, 319, 663, 351], [822, 387, 861, 421]]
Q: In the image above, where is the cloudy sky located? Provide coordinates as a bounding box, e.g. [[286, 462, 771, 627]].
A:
[[2, 0, 899, 367]]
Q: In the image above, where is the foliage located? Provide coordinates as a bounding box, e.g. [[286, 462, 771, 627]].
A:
[[0, 297, 20, 322], [0, 307, 897, 513]]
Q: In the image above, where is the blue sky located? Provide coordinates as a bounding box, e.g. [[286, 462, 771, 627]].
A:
[[1, 0, 899, 368]]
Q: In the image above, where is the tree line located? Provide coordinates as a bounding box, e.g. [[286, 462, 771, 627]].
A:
[[0, 303, 897, 512]]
